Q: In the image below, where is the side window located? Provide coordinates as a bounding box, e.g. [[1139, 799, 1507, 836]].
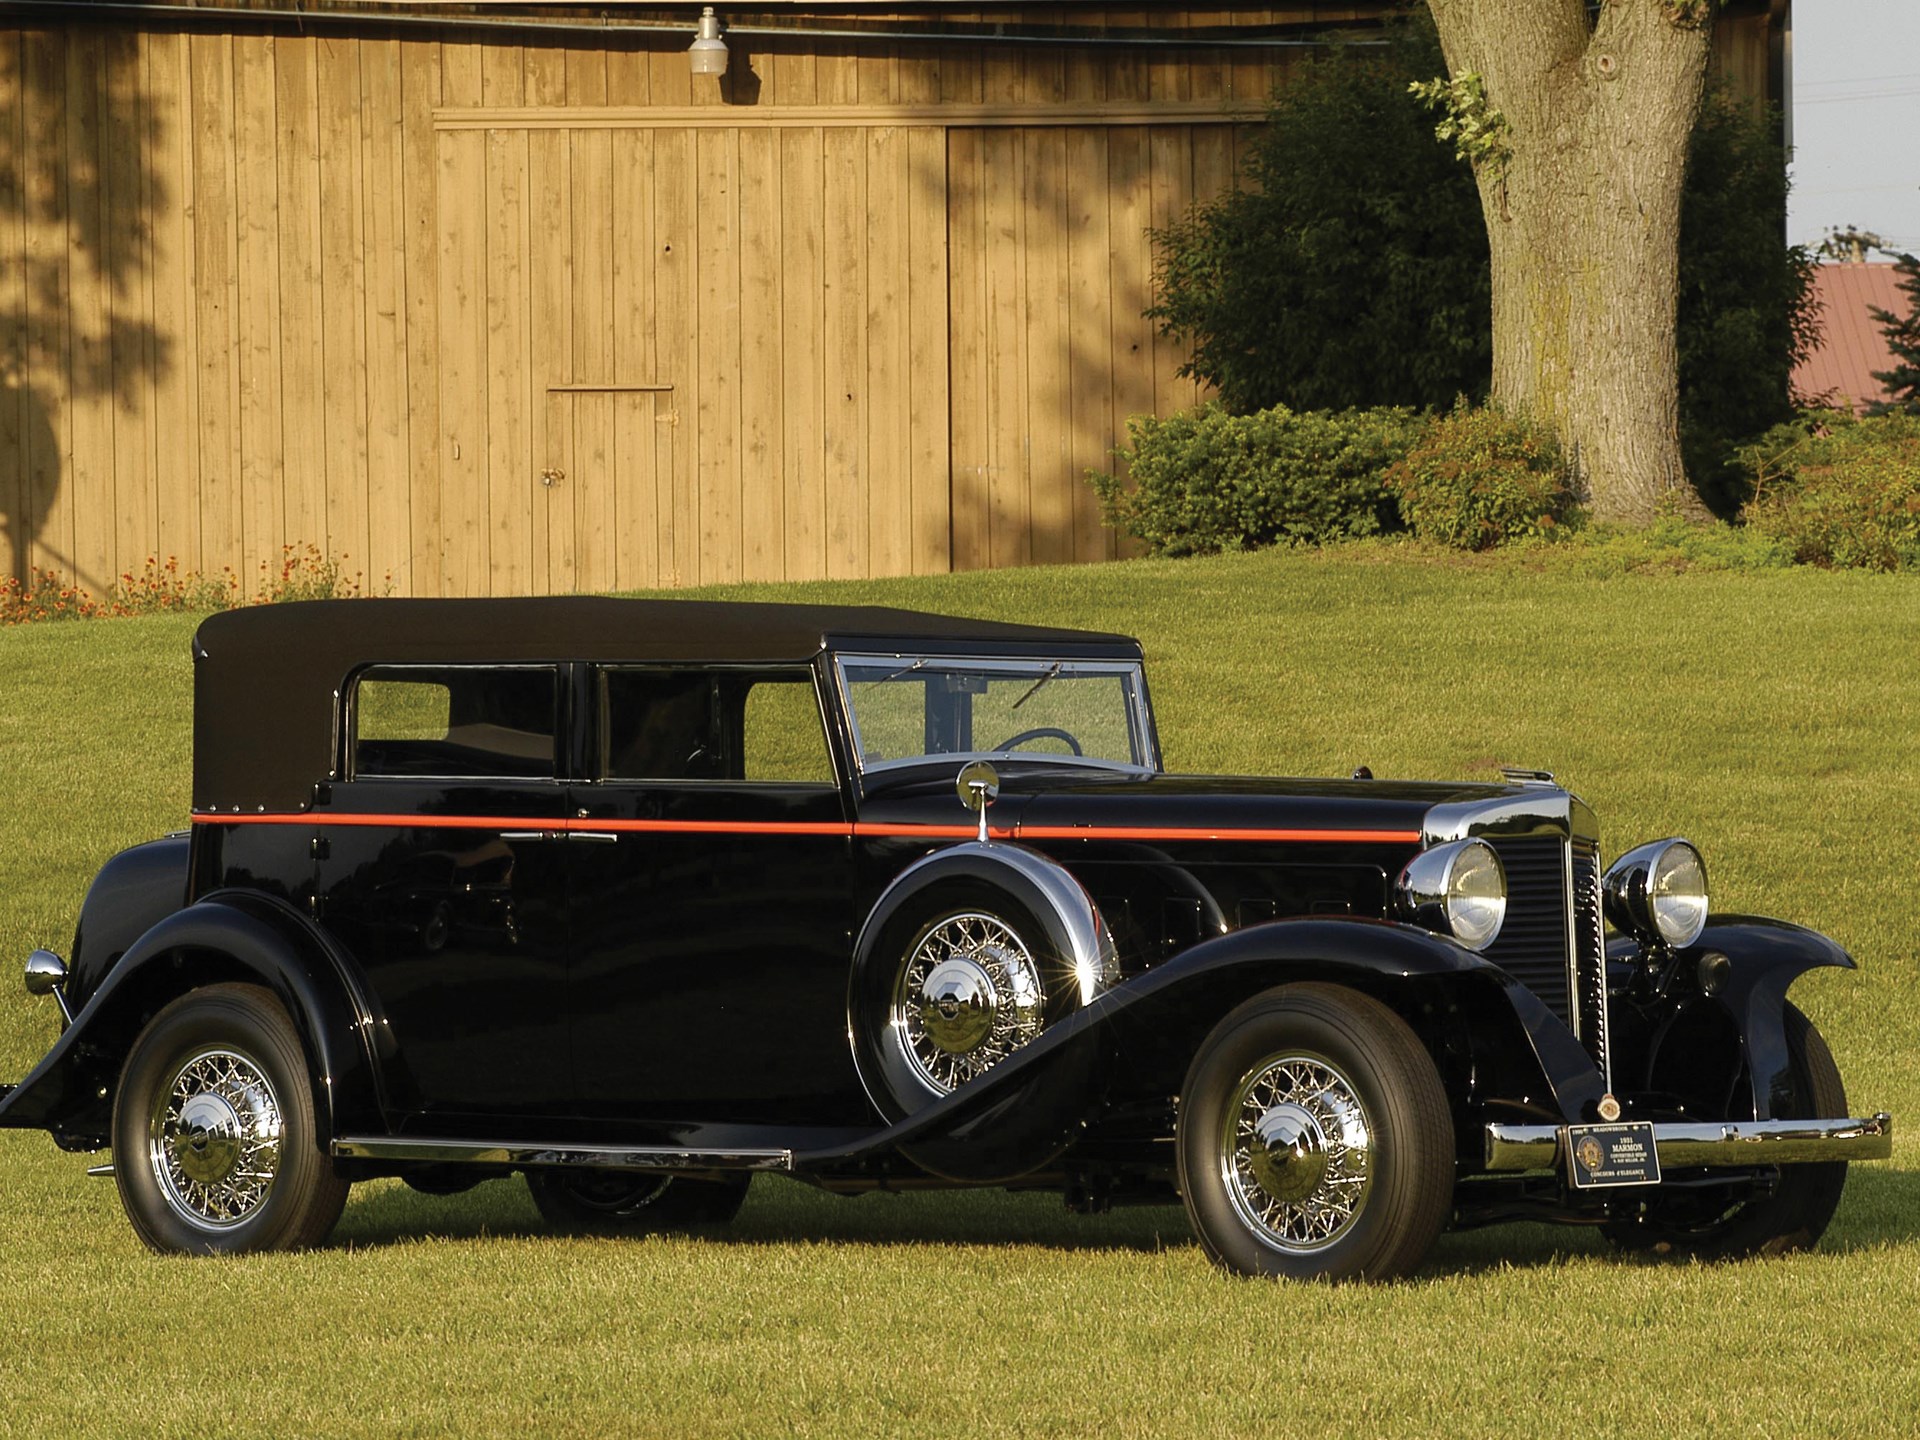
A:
[[602, 670, 721, 780], [353, 666, 559, 779], [601, 668, 834, 784], [741, 678, 835, 783]]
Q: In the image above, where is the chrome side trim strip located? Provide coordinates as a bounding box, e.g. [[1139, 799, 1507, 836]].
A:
[[332, 1136, 794, 1172], [1484, 1113, 1894, 1172]]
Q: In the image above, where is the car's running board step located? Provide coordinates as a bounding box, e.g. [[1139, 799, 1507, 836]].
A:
[[332, 1136, 794, 1172]]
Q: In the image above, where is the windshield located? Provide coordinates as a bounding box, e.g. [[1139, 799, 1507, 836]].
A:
[[835, 654, 1154, 774]]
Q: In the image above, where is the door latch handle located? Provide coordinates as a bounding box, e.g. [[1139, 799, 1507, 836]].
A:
[[499, 830, 560, 842], [568, 831, 620, 844]]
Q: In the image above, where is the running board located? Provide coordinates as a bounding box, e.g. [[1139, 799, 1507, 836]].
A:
[[332, 1136, 794, 1173]]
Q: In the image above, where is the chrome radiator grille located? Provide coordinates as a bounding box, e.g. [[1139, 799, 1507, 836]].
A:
[[1569, 838, 1609, 1075], [1485, 835, 1610, 1077]]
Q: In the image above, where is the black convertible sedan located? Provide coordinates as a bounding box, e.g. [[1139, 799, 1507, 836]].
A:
[[0, 598, 1893, 1279]]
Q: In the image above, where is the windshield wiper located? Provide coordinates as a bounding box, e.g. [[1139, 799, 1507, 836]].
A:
[[1010, 661, 1062, 711], [867, 657, 929, 686]]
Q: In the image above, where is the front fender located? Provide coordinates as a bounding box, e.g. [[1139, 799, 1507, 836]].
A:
[[0, 892, 385, 1144], [1100, 919, 1606, 1121], [1679, 914, 1854, 1119], [803, 916, 1606, 1182]]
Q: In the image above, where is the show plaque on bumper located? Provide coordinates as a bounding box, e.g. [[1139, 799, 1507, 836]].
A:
[[1565, 1122, 1660, 1189], [1483, 1113, 1895, 1178]]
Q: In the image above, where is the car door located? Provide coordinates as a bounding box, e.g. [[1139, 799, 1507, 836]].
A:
[[566, 664, 871, 1128], [312, 663, 574, 1125]]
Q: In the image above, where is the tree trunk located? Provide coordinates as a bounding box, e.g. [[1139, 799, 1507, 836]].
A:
[[1428, 0, 1713, 523]]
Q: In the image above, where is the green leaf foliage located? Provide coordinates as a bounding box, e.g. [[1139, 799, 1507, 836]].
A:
[[1151, 13, 1813, 512], [1384, 406, 1574, 550], [1678, 90, 1821, 513], [1742, 412, 1920, 569], [1147, 18, 1491, 414], [1867, 251, 1920, 415], [1088, 403, 1423, 556]]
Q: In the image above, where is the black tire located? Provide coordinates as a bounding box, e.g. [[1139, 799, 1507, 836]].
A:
[[1605, 1003, 1849, 1259], [112, 983, 350, 1255], [1176, 983, 1454, 1282], [852, 878, 1078, 1119], [524, 1169, 750, 1235]]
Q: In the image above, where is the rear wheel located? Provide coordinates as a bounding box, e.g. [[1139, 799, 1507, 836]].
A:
[[1176, 983, 1454, 1282], [1606, 1003, 1849, 1259], [523, 1170, 749, 1235], [112, 983, 349, 1255]]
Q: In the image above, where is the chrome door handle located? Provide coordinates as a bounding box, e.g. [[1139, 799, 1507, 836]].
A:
[[499, 830, 558, 842], [569, 831, 620, 844]]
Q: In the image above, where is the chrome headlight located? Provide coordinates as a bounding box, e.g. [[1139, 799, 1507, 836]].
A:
[[1394, 838, 1507, 952], [1603, 838, 1709, 949]]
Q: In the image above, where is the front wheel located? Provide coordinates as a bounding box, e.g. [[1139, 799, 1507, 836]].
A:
[[1605, 1003, 1850, 1259], [1176, 983, 1454, 1282], [524, 1170, 750, 1235], [112, 983, 350, 1255]]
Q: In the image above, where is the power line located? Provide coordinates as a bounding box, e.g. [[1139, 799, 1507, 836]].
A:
[[1797, 89, 1920, 105]]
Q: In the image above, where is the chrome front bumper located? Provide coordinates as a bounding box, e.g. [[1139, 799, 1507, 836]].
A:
[[1484, 1113, 1894, 1172]]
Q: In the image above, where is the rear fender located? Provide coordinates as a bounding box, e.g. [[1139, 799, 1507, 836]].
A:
[[0, 891, 386, 1144]]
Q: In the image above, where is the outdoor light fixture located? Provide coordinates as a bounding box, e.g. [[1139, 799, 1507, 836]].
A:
[[689, 7, 728, 76]]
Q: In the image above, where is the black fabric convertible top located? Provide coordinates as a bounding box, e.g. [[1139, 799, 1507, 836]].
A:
[[192, 597, 1140, 813]]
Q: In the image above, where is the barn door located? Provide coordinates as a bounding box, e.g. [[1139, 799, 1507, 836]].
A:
[[439, 118, 950, 595], [540, 385, 679, 594]]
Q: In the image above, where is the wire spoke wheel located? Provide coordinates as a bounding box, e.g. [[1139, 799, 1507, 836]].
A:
[[524, 1169, 750, 1235], [147, 1046, 285, 1230], [113, 984, 349, 1255], [1177, 983, 1452, 1282], [891, 910, 1046, 1095], [1220, 1052, 1373, 1255]]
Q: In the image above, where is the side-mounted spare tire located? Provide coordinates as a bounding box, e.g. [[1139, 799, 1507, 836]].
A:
[[849, 844, 1116, 1126]]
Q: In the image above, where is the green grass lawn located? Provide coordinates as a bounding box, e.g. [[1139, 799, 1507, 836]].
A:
[[2, 548, 1917, 1438]]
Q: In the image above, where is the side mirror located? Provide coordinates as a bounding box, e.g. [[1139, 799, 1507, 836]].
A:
[[955, 761, 1000, 842]]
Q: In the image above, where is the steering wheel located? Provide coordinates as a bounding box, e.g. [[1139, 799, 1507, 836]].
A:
[[991, 726, 1084, 756]]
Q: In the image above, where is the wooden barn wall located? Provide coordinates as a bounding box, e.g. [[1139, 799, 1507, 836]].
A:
[[0, 13, 1775, 598]]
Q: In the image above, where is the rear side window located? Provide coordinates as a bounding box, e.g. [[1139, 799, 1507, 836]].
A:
[[353, 666, 559, 779]]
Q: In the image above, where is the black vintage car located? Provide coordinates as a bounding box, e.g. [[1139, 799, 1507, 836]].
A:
[[0, 598, 1894, 1279]]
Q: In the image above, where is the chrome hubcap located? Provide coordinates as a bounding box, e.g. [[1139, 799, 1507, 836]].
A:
[[918, 957, 999, 1054], [1246, 1101, 1331, 1203], [173, 1092, 245, 1184], [148, 1048, 284, 1231], [894, 912, 1045, 1094], [1220, 1053, 1372, 1254]]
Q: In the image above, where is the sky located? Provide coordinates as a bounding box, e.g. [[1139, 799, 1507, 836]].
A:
[[1786, 0, 1920, 255]]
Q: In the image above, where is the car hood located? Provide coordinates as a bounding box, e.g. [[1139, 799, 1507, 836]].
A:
[[859, 768, 1537, 841]]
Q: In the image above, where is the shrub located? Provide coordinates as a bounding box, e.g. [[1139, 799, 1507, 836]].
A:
[[1148, 16, 1490, 415], [1677, 90, 1820, 516], [1742, 413, 1920, 569], [1089, 403, 1422, 556], [1384, 407, 1573, 549]]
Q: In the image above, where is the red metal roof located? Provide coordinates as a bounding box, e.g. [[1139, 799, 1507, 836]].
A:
[[1793, 262, 1908, 414]]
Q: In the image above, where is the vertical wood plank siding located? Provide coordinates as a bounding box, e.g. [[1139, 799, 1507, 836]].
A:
[[0, 14, 1774, 596]]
